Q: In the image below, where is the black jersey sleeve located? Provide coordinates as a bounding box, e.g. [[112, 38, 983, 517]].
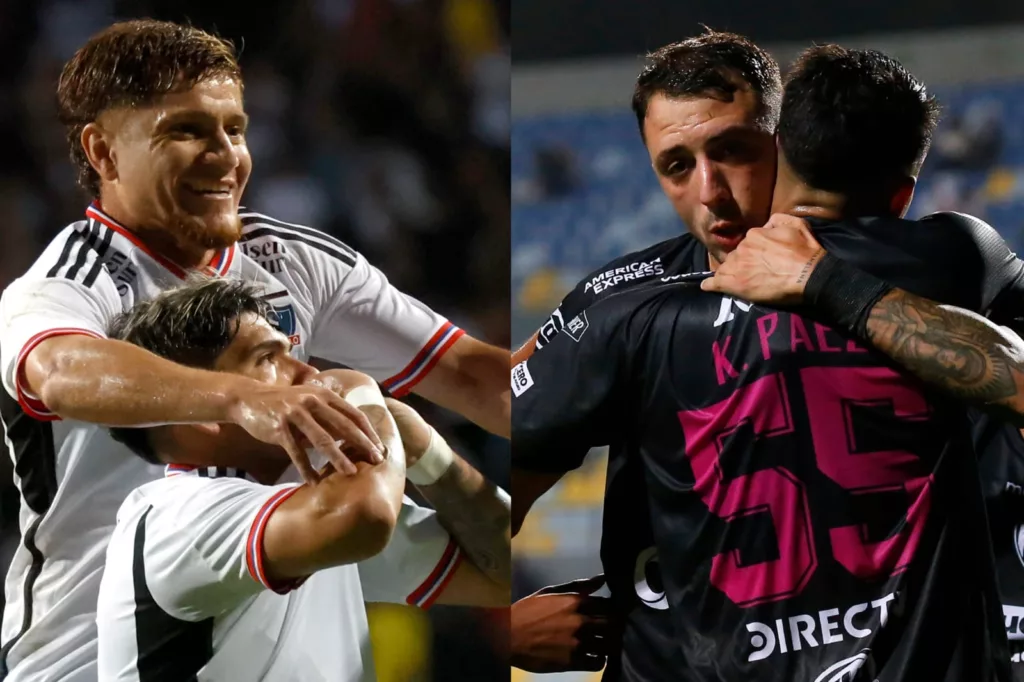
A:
[[915, 212, 1024, 334], [513, 300, 637, 474], [534, 256, 641, 351], [817, 211, 1024, 319], [921, 212, 1024, 326], [534, 238, 683, 351], [535, 287, 588, 351]]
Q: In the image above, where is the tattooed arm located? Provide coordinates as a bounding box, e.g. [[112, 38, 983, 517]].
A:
[[387, 399, 511, 587], [701, 213, 1024, 424], [862, 290, 1024, 425], [414, 452, 512, 585]]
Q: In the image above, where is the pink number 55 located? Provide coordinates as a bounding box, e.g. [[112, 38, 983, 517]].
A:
[[678, 368, 933, 608]]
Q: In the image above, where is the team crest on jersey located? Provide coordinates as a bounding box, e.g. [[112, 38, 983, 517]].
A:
[[263, 291, 301, 346], [564, 311, 589, 342]]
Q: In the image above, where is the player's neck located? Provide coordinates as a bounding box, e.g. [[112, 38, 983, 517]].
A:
[[96, 194, 218, 270], [772, 158, 898, 222], [771, 162, 844, 221]]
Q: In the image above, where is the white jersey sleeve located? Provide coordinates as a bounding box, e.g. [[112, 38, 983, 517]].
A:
[[133, 475, 304, 621], [240, 214, 465, 397], [0, 226, 122, 418], [358, 497, 462, 608]]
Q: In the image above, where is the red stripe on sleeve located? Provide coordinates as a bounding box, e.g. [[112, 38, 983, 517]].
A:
[[14, 328, 103, 420]]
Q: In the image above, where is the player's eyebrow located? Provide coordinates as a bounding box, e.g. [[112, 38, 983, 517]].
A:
[[156, 109, 250, 130], [656, 125, 761, 159], [247, 337, 291, 358]]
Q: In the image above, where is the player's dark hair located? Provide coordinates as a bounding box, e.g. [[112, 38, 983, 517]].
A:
[[106, 277, 271, 464], [632, 29, 782, 140], [778, 44, 940, 194], [57, 19, 242, 197]]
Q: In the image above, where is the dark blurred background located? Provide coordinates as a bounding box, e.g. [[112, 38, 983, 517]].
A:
[[511, 0, 1024, 63], [511, 4, 1024, 681], [0, 0, 509, 680]]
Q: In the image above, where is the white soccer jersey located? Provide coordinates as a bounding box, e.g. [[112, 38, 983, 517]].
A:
[[97, 465, 462, 681], [0, 203, 464, 681]]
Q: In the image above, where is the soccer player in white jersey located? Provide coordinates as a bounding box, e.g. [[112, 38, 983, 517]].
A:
[[95, 278, 509, 680], [0, 19, 509, 682]]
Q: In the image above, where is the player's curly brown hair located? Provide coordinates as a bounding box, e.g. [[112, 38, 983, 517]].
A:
[[106, 276, 272, 463], [56, 19, 242, 198]]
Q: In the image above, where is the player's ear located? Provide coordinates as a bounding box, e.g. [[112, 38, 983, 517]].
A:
[[81, 121, 118, 184], [890, 177, 916, 218]]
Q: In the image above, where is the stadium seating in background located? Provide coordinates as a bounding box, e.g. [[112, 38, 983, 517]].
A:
[[512, 80, 1024, 315]]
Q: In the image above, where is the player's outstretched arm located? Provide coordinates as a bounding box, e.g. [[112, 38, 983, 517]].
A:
[[22, 335, 385, 482], [385, 398, 511, 590], [261, 394, 407, 581], [858, 290, 1024, 424], [703, 215, 1024, 425], [413, 335, 510, 438]]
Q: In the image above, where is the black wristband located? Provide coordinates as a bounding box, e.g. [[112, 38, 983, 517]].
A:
[[803, 251, 894, 339]]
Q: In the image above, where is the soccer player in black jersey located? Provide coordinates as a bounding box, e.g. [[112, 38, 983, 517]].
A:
[[514, 45, 1024, 682], [511, 31, 782, 680], [698, 47, 1024, 679]]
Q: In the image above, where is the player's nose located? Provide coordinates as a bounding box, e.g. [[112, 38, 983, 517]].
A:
[[696, 158, 731, 208], [202, 128, 241, 173], [288, 359, 319, 386]]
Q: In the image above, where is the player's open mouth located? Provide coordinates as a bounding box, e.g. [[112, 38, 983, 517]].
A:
[[708, 223, 747, 249], [184, 184, 233, 198]]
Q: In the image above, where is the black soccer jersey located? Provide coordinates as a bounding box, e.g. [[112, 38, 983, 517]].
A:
[[973, 412, 1024, 681], [515, 212, 1023, 682], [534, 234, 708, 352], [531, 233, 708, 682]]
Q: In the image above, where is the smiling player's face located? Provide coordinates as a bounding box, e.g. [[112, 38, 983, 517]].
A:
[[96, 77, 253, 256], [643, 89, 777, 269]]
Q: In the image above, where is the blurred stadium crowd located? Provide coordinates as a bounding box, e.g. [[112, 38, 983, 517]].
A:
[[0, 0, 510, 680], [512, 83, 1019, 316]]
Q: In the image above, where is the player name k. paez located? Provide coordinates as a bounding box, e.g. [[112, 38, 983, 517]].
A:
[[745, 591, 900, 663], [583, 257, 665, 294], [712, 311, 870, 386]]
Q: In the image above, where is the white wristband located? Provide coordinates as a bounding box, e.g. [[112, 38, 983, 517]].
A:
[[407, 426, 454, 486], [345, 385, 386, 409]]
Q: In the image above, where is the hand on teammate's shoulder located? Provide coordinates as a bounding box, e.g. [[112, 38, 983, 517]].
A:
[[701, 214, 823, 306]]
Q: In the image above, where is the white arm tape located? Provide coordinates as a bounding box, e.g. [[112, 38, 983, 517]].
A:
[[345, 384, 386, 409], [407, 426, 454, 486]]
